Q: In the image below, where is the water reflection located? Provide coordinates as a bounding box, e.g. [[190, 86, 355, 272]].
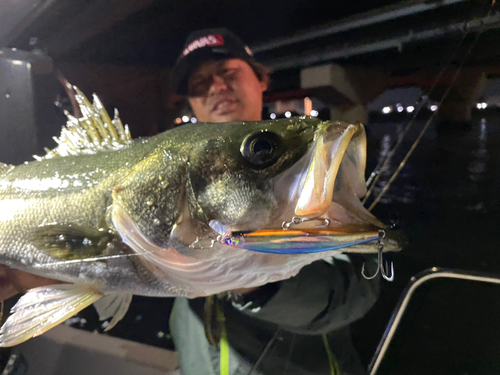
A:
[[354, 116, 500, 372], [366, 122, 421, 206], [466, 119, 488, 212], [367, 117, 500, 214]]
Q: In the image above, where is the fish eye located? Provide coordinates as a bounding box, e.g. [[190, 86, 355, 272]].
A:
[[241, 131, 283, 167]]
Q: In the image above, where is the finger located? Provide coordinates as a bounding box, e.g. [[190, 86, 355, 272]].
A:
[[5, 269, 60, 294], [0, 277, 20, 302]]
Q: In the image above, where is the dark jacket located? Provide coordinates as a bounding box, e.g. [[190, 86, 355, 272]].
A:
[[178, 257, 380, 375]]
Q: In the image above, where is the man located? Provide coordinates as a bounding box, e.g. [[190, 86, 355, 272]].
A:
[[169, 28, 379, 375], [170, 29, 270, 124]]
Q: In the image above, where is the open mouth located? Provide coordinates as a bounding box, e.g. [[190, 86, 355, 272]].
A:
[[111, 120, 405, 296], [221, 121, 404, 255]]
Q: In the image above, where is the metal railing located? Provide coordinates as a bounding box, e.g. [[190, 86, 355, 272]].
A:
[[369, 267, 500, 374]]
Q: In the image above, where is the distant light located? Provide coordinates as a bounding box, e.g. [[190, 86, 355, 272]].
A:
[[12, 60, 22, 66], [175, 117, 182, 124], [482, 102, 488, 109], [304, 96, 312, 116], [476, 103, 482, 109], [191, 117, 197, 123], [270, 113, 276, 119], [11, 48, 17, 52], [396, 104, 404, 113], [310, 110, 319, 117], [430, 105, 438, 112], [382, 106, 392, 114], [182, 116, 189, 122], [285, 111, 291, 118], [406, 106, 415, 113]]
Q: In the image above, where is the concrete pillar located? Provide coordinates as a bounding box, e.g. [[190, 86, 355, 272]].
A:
[[437, 68, 487, 123], [300, 64, 387, 124], [330, 104, 368, 125]]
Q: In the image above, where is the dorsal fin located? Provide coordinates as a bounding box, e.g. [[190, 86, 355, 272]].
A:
[[33, 86, 133, 161], [0, 163, 14, 174]]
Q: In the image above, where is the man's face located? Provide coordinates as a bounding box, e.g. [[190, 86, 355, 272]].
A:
[[187, 59, 268, 123]]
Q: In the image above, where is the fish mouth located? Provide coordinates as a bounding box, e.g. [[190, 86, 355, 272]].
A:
[[231, 121, 404, 255]]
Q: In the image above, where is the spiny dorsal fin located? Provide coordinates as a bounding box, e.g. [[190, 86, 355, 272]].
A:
[[0, 163, 14, 174], [33, 86, 133, 161]]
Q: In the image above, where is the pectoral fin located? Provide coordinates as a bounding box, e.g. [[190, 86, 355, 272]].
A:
[[93, 293, 133, 331], [29, 223, 117, 261], [0, 284, 102, 347]]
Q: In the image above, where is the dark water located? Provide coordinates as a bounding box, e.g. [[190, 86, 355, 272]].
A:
[[29, 114, 500, 373], [353, 115, 500, 371]]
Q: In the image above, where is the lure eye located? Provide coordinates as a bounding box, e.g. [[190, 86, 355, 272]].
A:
[[241, 131, 283, 167]]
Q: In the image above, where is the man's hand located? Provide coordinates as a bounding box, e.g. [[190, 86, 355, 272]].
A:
[[0, 265, 60, 302]]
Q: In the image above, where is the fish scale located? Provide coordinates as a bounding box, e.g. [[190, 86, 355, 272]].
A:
[[0, 89, 405, 346]]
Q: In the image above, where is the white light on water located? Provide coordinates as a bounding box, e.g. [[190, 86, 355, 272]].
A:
[[476, 103, 482, 109], [191, 117, 197, 123], [482, 102, 488, 109], [182, 116, 189, 122], [396, 104, 404, 113], [285, 111, 291, 118], [406, 106, 415, 113], [382, 106, 392, 114], [430, 105, 438, 112], [270, 113, 276, 119], [310, 110, 319, 117]]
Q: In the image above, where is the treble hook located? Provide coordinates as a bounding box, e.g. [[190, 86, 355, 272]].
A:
[[361, 230, 395, 282]]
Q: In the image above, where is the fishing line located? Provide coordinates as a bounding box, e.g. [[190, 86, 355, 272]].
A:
[[367, 1, 496, 211], [247, 328, 282, 375], [282, 333, 296, 375], [363, 43, 462, 198], [251, 5, 497, 374], [363, 26, 471, 203], [40, 252, 141, 266]]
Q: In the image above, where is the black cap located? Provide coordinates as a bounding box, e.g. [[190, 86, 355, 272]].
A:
[[170, 28, 256, 95]]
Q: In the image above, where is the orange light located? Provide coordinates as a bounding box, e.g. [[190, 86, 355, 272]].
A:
[[304, 97, 312, 116]]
